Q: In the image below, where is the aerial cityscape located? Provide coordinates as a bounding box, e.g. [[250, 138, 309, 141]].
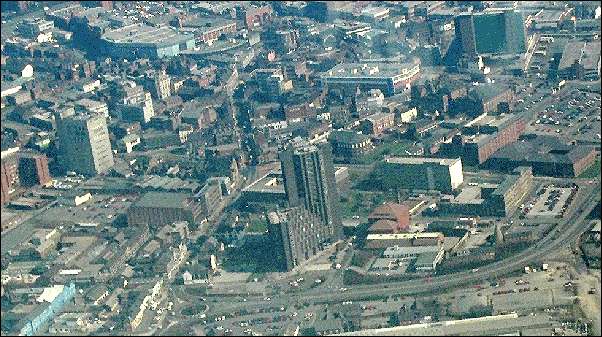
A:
[[0, 1, 600, 336]]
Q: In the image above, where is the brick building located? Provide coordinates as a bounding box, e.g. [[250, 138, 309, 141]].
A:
[[18, 153, 51, 187]]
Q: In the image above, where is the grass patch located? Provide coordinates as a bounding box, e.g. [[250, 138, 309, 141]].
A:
[[339, 190, 397, 219], [578, 158, 601, 179], [245, 217, 267, 233], [355, 140, 414, 164]]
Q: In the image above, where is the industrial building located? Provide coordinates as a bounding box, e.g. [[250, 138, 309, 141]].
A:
[[127, 192, 203, 227], [377, 157, 464, 193], [441, 115, 526, 166], [439, 167, 533, 217], [267, 207, 328, 271], [320, 60, 421, 96], [486, 135, 598, 177]]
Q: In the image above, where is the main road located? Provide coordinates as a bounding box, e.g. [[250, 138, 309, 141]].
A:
[[206, 182, 600, 315]]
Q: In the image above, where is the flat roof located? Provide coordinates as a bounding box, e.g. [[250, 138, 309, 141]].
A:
[[385, 156, 460, 166], [366, 232, 443, 240], [322, 61, 419, 79], [102, 23, 193, 47], [132, 191, 190, 209], [336, 313, 556, 336]]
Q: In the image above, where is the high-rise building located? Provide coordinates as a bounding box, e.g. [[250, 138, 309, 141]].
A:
[[18, 153, 51, 187], [152, 72, 171, 100], [455, 10, 526, 56], [267, 207, 328, 271], [454, 14, 477, 57], [279, 139, 342, 241], [56, 114, 114, 176]]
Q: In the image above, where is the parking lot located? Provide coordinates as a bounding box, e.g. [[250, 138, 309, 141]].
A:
[[527, 186, 575, 218], [525, 85, 601, 143]]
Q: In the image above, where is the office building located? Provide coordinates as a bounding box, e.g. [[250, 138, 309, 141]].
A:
[[378, 157, 464, 193], [127, 192, 203, 227], [279, 139, 343, 241], [268, 207, 328, 271], [455, 10, 527, 57], [18, 153, 51, 187], [320, 60, 421, 97], [56, 114, 114, 176]]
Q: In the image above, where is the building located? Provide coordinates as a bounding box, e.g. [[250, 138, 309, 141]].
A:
[[442, 116, 526, 166], [20, 17, 54, 38], [147, 71, 171, 100], [328, 131, 374, 160], [439, 167, 533, 217], [56, 114, 114, 176], [320, 60, 421, 97], [262, 29, 300, 53], [377, 157, 464, 192], [251, 68, 293, 98], [242, 5, 273, 30], [183, 17, 237, 44], [118, 92, 154, 124], [367, 203, 410, 234], [365, 232, 444, 249], [18, 153, 50, 187], [19, 283, 77, 336], [360, 112, 396, 136], [100, 23, 195, 59], [466, 84, 513, 115], [1, 155, 18, 205], [486, 135, 598, 177], [279, 139, 343, 242], [74, 98, 109, 118], [194, 179, 223, 221], [267, 207, 328, 271], [455, 10, 527, 57], [557, 41, 601, 81], [127, 192, 203, 227], [486, 167, 533, 216]]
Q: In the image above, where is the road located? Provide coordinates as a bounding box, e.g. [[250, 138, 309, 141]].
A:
[[205, 182, 600, 315]]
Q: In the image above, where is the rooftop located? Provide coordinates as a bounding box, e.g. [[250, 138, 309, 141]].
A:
[[366, 232, 443, 240], [385, 156, 461, 166], [321, 61, 419, 79], [101, 23, 193, 47], [132, 191, 191, 209]]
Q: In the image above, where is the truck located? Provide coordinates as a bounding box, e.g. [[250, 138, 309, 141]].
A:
[[542, 263, 549, 271]]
